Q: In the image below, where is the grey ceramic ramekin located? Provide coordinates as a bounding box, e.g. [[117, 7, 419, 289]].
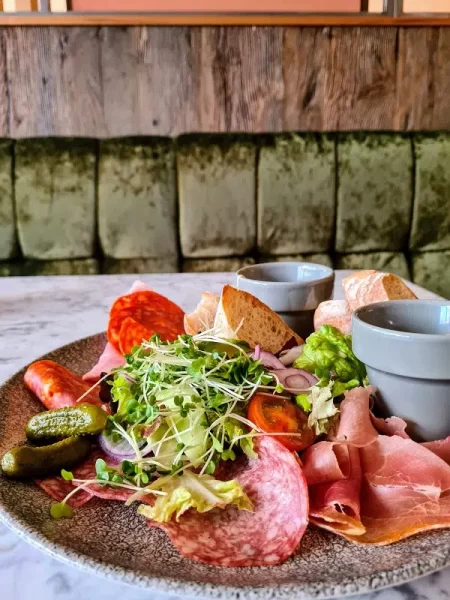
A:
[[352, 300, 450, 441], [236, 262, 334, 338]]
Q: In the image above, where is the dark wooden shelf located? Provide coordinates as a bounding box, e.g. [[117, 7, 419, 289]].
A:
[[0, 12, 449, 26]]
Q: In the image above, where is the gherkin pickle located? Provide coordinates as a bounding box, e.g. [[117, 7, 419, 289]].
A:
[[1, 436, 91, 479], [25, 403, 108, 442]]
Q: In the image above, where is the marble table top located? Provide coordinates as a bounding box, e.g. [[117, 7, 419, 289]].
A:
[[0, 272, 449, 600]]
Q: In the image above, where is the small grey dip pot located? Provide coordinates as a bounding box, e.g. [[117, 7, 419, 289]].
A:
[[352, 300, 450, 441], [236, 262, 334, 339]]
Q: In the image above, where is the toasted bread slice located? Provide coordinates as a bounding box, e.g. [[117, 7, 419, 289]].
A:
[[314, 300, 352, 335], [343, 271, 417, 311], [213, 285, 303, 354]]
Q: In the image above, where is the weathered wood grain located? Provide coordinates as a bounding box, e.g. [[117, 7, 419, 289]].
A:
[[396, 27, 450, 130], [283, 27, 328, 130], [5, 27, 105, 137], [100, 27, 201, 137], [200, 27, 284, 132], [324, 27, 398, 129], [0, 29, 8, 137], [1, 26, 450, 136]]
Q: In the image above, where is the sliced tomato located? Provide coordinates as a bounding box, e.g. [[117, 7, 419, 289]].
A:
[[247, 393, 315, 452]]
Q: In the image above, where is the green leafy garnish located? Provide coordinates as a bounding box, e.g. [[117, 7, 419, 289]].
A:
[[294, 325, 366, 385], [61, 469, 73, 481], [50, 502, 73, 520], [307, 382, 339, 435], [137, 471, 253, 523], [295, 394, 312, 413]]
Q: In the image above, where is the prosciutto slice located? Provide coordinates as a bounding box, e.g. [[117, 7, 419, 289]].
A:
[[82, 342, 125, 383], [308, 445, 365, 536], [330, 386, 378, 447], [342, 436, 450, 545], [422, 437, 450, 466]]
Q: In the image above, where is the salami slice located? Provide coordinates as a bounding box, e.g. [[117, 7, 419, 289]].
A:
[[69, 448, 135, 502], [35, 477, 93, 508], [151, 436, 309, 567], [24, 360, 103, 410], [118, 317, 153, 355], [107, 290, 185, 352]]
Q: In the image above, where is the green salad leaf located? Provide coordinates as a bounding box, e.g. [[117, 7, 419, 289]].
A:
[[306, 382, 339, 435], [137, 471, 253, 523], [294, 325, 366, 385]]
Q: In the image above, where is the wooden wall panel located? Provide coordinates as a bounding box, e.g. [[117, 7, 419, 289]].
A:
[[395, 27, 450, 130], [1, 26, 450, 137], [283, 28, 328, 130], [323, 27, 398, 130], [199, 27, 284, 132], [0, 29, 8, 136], [100, 27, 201, 137], [5, 27, 104, 137]]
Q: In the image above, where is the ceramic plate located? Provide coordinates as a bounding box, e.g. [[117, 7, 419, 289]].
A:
[[1, 334, 449, 600]]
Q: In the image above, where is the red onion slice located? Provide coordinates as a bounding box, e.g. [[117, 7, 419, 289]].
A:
[[279, 345, 304, 366], [251, 350, 285, 370], [270, 368, 318, 392], [98, 433, 137, 460], [252, 344, 261, 360], [98, 418, 161, 461]]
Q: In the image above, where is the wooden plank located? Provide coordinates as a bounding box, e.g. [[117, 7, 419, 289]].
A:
[[5, 27, 105, 137], [100, 27, 200, 136], [433, 28, 450, 129], [0, 14, 450, 26], [200, 27, 283, 132], [323, 27, 398, 129], [0, 29, 8, 137], [394, 28, 439, 129], [283, 27, 328, 130], [396, 27, 450, 130]]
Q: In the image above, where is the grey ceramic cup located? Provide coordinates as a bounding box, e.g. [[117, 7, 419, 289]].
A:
[[236, 262, 334, 339], [352, 300, 450, 441]]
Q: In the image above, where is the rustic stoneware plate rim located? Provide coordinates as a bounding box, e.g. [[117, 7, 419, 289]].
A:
[[1, 333, 449, 600]]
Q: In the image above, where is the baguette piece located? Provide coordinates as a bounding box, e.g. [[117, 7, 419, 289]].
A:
[[314, 300, 352, 335], [214, 285, 303, 354], [343, 270, 417, 311]]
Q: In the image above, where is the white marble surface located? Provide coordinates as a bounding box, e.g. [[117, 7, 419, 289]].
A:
[[0, 272, 449, 600]]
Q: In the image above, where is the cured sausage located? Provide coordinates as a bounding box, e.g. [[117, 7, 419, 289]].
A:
[[107, 290, 185, 352], [151, 436, 309, 567], [25, 360, 103, 410], [118, 317, 153, 355]]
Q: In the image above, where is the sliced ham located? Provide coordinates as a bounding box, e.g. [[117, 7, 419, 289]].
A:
[[302, 442, 350, 485], [342, 436, 450, 545], [82, 342, 125, 383], [152, 436, 309, 567], [370, 414, 409, 439], [184, 292, 219, 335], [309, 445, 365, 536], [422, 437, 450, 465], [329, 386, 378, 447]]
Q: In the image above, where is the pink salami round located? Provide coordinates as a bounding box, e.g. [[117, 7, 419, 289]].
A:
[[153, 436, 309, 567]]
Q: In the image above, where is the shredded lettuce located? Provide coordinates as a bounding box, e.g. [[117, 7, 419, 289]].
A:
[[294, 325, 366, 385], [306, 382, 339, 435], [137, 471, 253, 523]]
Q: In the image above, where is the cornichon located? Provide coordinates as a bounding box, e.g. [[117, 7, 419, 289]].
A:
[[1, 436, 91, 479], [25, 403, 108, 442]]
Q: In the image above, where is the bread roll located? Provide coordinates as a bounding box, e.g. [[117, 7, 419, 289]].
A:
[[343, 271, 417, 311], [314, 300, 352, 335], [184, 292, 219, 335]]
